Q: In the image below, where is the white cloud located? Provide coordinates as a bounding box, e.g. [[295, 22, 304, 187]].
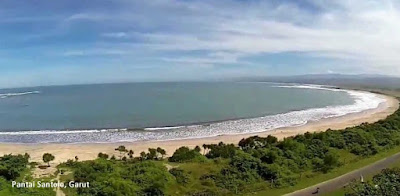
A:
[[6, 0, 400, 78], [160, 53, 240, 65], [101, 32, 128, 38], [62, 49, 127, 56], [65, 13, 106, 22], [115, 0, 400, 74]]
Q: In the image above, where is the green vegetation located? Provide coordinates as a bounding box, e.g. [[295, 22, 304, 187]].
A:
[[42, 153, 55, 167], [115, 145, 128, 160], [0, 153, 30, 180], [345, 167, 400, 195], [60, 158, 173, 196], [169, 146, 206, 163], [0, 154, 55, 196], [258, 144, 400, 196], [53, 106, 400, 196]]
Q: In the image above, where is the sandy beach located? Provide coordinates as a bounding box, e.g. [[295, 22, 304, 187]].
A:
[[0, 93, 398, 164]]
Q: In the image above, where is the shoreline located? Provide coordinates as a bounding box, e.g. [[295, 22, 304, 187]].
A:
[[0, 93, 398, 163]]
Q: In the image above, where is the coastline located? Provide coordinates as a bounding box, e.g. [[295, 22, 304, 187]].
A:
[[0, 93, 398, 164]]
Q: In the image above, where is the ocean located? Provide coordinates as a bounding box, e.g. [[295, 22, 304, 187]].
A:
[[0, 82, 384, 143]]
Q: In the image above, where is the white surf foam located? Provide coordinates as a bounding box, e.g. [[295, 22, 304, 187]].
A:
[[0, 128, 127, 135], [144, 126, 185, 131], [144, 85, 384, 140], [0, 85, 387, 143], [0, 91, 40, 99]]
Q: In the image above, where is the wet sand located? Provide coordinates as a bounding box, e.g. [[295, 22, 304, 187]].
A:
[[0, 94, 398, 164]]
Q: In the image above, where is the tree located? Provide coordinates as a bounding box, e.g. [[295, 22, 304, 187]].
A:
[[157, 147, 166, 159], [321, 151, 340, 173], [128, 150, 134, 159], [205, 142, 237, 159], [265, 135, 278, 145], [258, 163, 279, 182], [140, 151, 147, 161], [259, 148, 280, 164], [42, 153, 55, 167], [202, 144, 207, 155], [115, 145, 128, 160], [230, 151, 260, 172], [23, 153, 30, 161], [98, 152, 109, 159], [194, 146, 201, 152], [147, 148, 158, 160], [169, 146, 205, 162], [239, 135, 278, 149]]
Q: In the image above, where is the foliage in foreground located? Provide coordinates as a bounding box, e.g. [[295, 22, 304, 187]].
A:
[[64, 159, 173, 196], [0, 154, 55, 196], [346, 168, 400, 196], [0, 153, 29, 180]]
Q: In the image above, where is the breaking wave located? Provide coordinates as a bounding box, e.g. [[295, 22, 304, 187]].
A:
[[144, 126, 185, 131], [0, 91, 40, 99], [0, 85, 387, 143]]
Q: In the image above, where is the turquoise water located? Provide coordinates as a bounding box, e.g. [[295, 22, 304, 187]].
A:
[[0, 82, 382, 143], [0, 82, 353, 131]]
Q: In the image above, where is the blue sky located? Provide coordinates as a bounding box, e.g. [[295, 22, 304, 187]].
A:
[[1, 0, 400, 88]]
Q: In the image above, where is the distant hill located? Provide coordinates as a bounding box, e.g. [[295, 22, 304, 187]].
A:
[[238, 74, 400, 91]]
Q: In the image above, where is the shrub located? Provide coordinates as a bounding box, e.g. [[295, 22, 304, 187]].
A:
[[169, 168, 190, 184], [169, 147, 206, 162]]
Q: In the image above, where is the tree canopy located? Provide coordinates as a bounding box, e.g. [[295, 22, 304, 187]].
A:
[[42, 153, 55, 167]]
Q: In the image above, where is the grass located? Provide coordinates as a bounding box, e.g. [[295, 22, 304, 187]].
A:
[[60, 173, 77, 196], [323, 189, 346, 196], [59, 172, 73, 182], [251, 145, 400, 196]]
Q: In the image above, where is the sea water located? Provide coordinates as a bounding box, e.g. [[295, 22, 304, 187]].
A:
[[0, 82, 385, 143]]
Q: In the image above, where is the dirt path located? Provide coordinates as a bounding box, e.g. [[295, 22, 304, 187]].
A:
[[55, 172, 66, 196]]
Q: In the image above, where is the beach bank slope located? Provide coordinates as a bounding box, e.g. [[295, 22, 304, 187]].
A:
[[0, 94, 398, 163]]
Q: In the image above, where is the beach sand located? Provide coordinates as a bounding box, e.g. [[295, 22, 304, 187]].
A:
[[0, 94, 398, 164]]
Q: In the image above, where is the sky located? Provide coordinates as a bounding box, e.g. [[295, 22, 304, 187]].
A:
[[1, 0, 400, 88]]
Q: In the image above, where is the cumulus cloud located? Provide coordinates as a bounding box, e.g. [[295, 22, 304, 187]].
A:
[[1, 0, 400, 88], [120, 0, 400, 73], [57, 0, 400, 74]]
